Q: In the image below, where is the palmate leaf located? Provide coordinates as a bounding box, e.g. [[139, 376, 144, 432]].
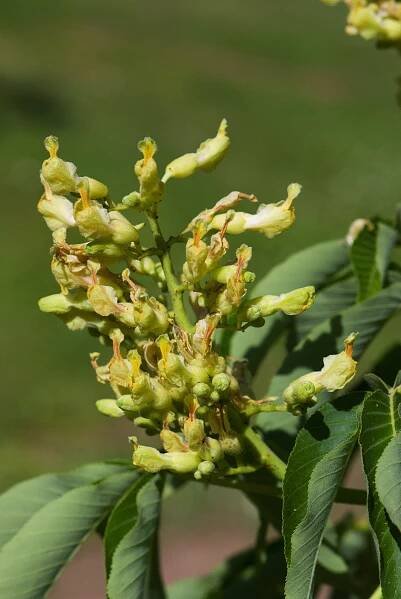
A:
[[350, 222, 397, 301], [107, 475, 165, 599], [0, 465, 138, 599], [229, 239, 349, 370], [376, 431, 401, 532], [283, 393, 363, 599], [360, 390, 401, 599], [292, 277, 356, 343], [0, 461, 129, 550], [350, 222, 398, 302], [104, 472, 152, 575], [269, 281, 401, 398]]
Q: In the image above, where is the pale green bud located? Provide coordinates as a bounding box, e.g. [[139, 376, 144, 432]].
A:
[[132, 444, 201, 474], [200, 437, 223, 463], [241, 286, 315, 323], [210, 183, 301, 238], [122, 191, 141, 208], [196, 118, 230, 172], [133, 297, 169, 335], [162, 119, 230, 183], [96, 399, 125, 418], [186, 363, 210, 385], [212, 373, 231, 393], [84, 177, 108, 200], [283, 333, 358, 408], [108, 211, 139, 245], [183, 418, 205, 450], [194, 460, 215, 479], [41, 136, 78, 195], [209, 390, 221, 403], [162, 153, 198, 183], [283, 380, 318, 410], [220, 436, 242, 456], [210, 264, 255, 285], [116, 394, 138, 413], [182, 238, 209, 283], [38, 290, 92, 314], [318, 333, 357, 391], [74, 200, 112, 241], [134, 138, 164, 207], [193, 382, 211, 399], [209, 211, 247, 235]]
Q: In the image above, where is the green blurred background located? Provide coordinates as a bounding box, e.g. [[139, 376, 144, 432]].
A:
[[2, 0, 401, 590]]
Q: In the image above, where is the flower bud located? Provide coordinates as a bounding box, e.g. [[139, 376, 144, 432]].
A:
[[162, 119, 230, 183], [241, 286, 315, 323], [200, 437, 223, 462], [38, 290, 92, 314], [162, 153, 198, 183], [134, 138, 163, 207], [196, 118, 230, 171], [183, 418, 205, 450], [41, 136, 79, 195], [220, 435, 242, 456], [132, 297, 169, 335], [192, 382, 211, 399], [85, 177, 108, 200], [132, 444, 201, 474], [210, 183, 301, 238], [283, 380, 318, 411], [212, 372, 231, 393], [182, 234, 209, 284], [96, 399, 125, 418], [74, 182, 112, 240], [108, 211, 139, 245], [194, 460, 215, 479], [116, 394, 137, 412], [283, 333, 358, 410]]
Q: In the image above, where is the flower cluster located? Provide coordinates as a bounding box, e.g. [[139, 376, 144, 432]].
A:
[[322, 0, 401, 42], [38, 121, 357, 479]]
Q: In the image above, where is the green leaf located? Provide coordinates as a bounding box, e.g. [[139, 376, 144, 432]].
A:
[[229, 239, 349, 368], [107, 475, 165, 599], [0, 461, 130, 550], [376, 431, 401, 532], [269, 282, 401, 398], [0, 468, 137, 599], [360, 390, 401, 599], [104, 472, 152, 575], [350, 222, 397, 301], [283, 393, 363, 599], [293, 277, 356, 342]]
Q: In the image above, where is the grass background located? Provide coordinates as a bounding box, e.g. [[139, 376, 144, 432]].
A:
[[2, 0, 401, 487]]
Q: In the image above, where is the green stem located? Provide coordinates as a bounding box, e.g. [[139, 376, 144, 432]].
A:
[[146, 211, 194, 333], [241, 400, 288, 417], [242, 425, 287, 481], [192, 474, 366, 505]]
